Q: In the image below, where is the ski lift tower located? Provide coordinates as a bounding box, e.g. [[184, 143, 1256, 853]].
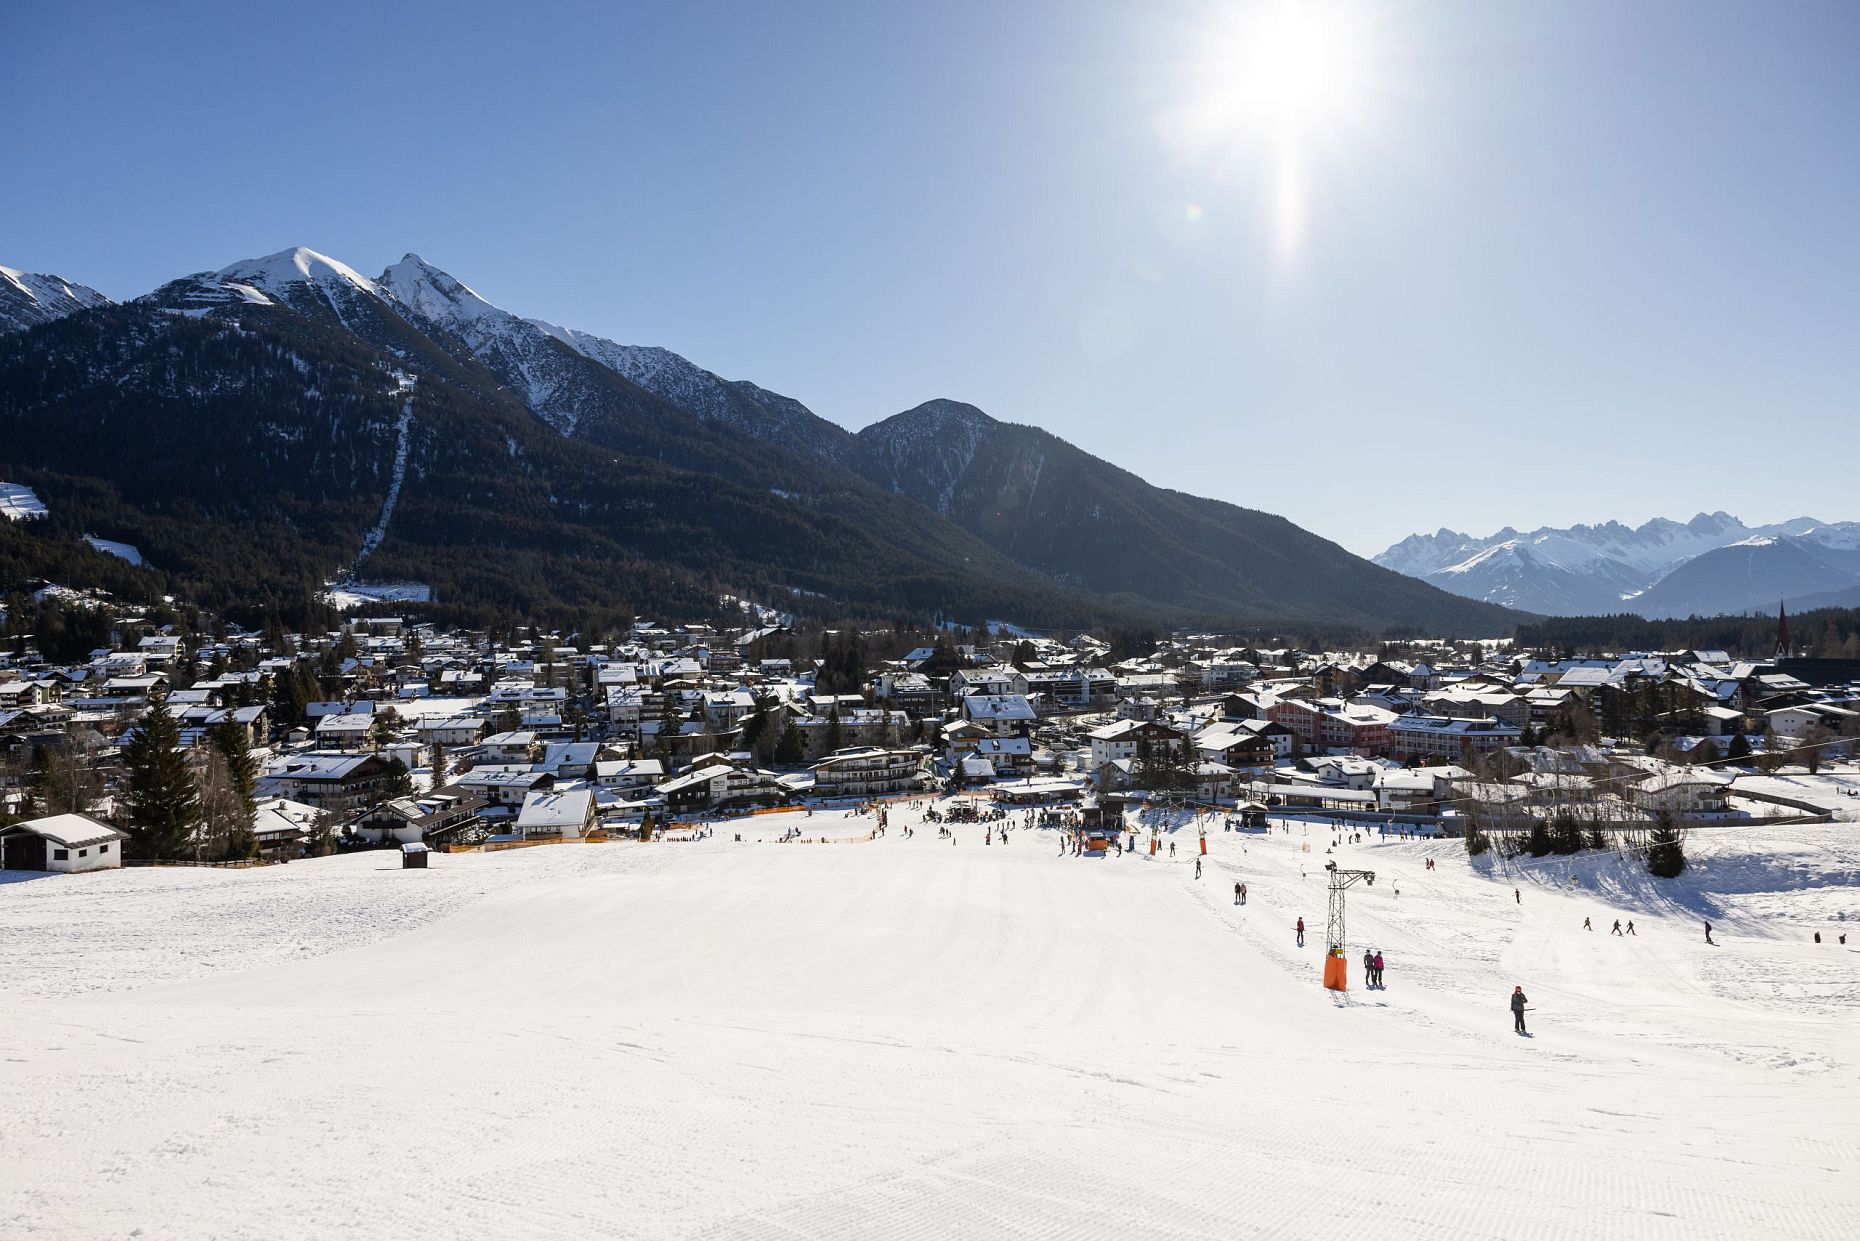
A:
[[1323, 861, 1375, 988]]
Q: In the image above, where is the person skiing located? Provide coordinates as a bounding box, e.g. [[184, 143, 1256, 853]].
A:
[[1611, 919, 1623, 935], [1194, 856, 1202, 879], [1511, 986, 1529, 1034], [1234, 881, 1242, 904], [1362, 948, 1374, 979], [1295, 917, 1305, 947], [1583, 917, 1592, 931], [1626, 920, 1636, 935], [1372, 951, 1385, 987], [1704, 920, 1715, 945], [1514, 888, 1521, 904], [1240, 882, 1248, 904]]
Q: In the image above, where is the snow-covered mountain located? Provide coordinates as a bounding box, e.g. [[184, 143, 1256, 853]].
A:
[[531, 322, 856, 465], [1376, 513, 1860, 618], [0, 265, 112, 333]]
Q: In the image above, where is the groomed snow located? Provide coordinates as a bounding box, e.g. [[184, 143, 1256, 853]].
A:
[[3, 805, 1855, 1239], [82, 534, 143, 565], [0, 481, 49, 521]]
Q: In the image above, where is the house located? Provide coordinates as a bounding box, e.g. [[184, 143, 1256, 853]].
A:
[[259, 752, 396, 814], [0, 813, 126, 872], [1087, 719, 1187, 769], [251, 797, 324, 857], [418, 715, 487, 748], [657, 760, 785, 812], [515, 788, 597, 839], [313, 712, 377, 750], [350, 790, 491, 845], [589, 758, 665, 796], [537, 741, 604, 779], [456, 765, 556, 808], [810, 747, 926, 797], [1625, 768, 1733, 817]]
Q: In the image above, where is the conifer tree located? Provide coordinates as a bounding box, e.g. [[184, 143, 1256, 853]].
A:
[[122, 700, 201, 860], [1645, 807, 1687, 878]]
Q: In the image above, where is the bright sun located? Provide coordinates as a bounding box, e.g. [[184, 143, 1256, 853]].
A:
[[1167, 0, 1381, 262]]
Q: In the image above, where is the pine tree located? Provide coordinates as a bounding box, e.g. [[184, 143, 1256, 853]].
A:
[[1726, 732, 1751, 763], [1549, 812, 1583, 855], [430, 742, 448, 791], [122, 700, 202, 860], [1645, 808, 1687, 878], [382, 756, 414, 800], [1525, 817, 1554, 857], [774, 721, 804, 766], [824, 707, 844, 753]]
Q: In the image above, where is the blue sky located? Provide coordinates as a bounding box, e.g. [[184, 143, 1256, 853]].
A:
[[5, 1, 1856, 555]]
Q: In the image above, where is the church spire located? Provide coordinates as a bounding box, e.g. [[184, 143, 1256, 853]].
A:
[[1776, 599, 1790, 659]]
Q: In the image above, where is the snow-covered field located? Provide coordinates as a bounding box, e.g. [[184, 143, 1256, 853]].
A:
[[3, 805, 1857, 1239]]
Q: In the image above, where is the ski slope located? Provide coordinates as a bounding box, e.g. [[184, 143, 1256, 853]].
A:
[[2, 806, 1855, 1239]]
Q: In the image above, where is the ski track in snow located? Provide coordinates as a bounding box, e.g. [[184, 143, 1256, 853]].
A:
[[355, 389, 415, 563], [2, 807, 1856, 1239]]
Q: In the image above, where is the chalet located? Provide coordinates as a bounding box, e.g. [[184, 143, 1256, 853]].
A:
[[0, 813, 125, 872], [810, 747, 925, 798], [1625, 768, 1733, 817], [515, 788, 596, 839], [1088, 719, 1187, 768], [961, 694, 1036, 737], [350, 790, 490, 845], [260, 752, 395, 814], [657, 761, 784, 812], [251, 797, 323, 857], [973, 735, 1034, 777], [589, 758, 664, 796], [418, 715, 487, 748], [456, 765, 556, 808]]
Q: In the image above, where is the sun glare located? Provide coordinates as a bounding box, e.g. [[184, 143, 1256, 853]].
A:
[[1164, 0, 1381, 264]]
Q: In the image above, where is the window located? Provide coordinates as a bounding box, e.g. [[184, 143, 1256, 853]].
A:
[[100, 843, 110, 854], [79, 848, 88, 857], [52, 848, 69, 860]]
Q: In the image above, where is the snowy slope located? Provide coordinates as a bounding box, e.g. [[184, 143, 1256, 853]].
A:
[[3, 801, 1855, 1239], [532, 322, 856, 463], [0, 263, 112, 333], [1377, 513, 1860, 616]]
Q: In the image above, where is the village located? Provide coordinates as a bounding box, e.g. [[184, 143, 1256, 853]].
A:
[[3, 602, 1857, 872]]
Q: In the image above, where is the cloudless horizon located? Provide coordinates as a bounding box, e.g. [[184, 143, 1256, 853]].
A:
[[6, 0, 1856, 557]]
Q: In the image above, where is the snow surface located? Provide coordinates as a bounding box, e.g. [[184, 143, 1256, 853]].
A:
[[0, 264, 111, 332], [3, 802, 1855, 1239], [82, 534, 143, 565], [0, 481, 49, 521], [322, 581, 432, 610]]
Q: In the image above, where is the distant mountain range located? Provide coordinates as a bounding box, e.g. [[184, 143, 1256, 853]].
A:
[[0, 246, 1517, 635], [1376, 513, 1860, 618]]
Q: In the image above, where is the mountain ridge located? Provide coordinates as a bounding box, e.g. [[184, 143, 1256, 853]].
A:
[[2, 245, 1520, 636]]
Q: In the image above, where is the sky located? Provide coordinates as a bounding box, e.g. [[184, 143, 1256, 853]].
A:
[[5, 0, 1857, 556]]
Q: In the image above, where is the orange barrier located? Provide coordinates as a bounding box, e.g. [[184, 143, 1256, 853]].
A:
[[1323, 951, 1348, 992], [1199, 836, 1207, 855]]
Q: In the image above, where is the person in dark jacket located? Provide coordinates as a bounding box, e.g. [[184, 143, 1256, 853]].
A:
[[1296, 917, 1305, 947], [1511, 986, 1529, 1033], [1372, 951, 1385, 986]]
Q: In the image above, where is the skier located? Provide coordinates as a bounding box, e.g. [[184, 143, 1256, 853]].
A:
[[1814, 931, 1821, 944], [1240, 882, 1248, 904], [1295, 917, 1306, 947], [1514, 888, 1521, 904], [1194, 856, 1202, 880], [1584, 917, 1592, 931], [1373, 951, 1385, 987], [1234, 881, 1242, 905], [1704, 920, 1715, 945], [1362, 948, 1374, 979], [1627, 921, 1636, 935], [1169, 840, 1176, 857], [1511, 986, 1529, 1034]]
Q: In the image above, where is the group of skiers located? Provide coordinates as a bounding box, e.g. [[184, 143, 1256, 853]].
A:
[[1360, 948, 1386, 988]]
